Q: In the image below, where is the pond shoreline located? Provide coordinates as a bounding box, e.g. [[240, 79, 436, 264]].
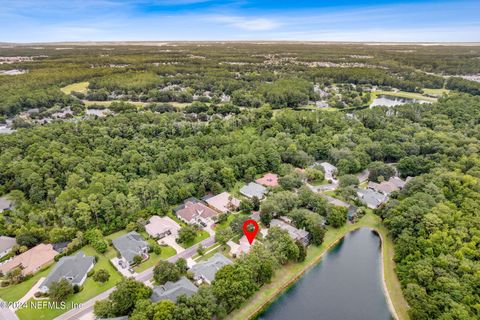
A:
[[229, 213, 407, 320]]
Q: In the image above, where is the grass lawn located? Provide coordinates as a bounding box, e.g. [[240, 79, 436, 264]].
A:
[[105, 229, 128, 241], [179, 230, 210, 248], [359, 180, 368, 188], [309, 179, 327, 186], [166, 211, 187, 227], [16, 245, 122, 320], [134, 243, 176, 273], [83, 100, 146, 107], [0, 265, 53, 302], [194, 244, 229, 262], [422, 88, 450, 95], [214, 214, 236, 231], [373, 90, 436, 103], [228, 212, 410, 320], [60, 81, 89, 94]]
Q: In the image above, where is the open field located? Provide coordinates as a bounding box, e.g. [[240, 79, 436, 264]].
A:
[[373, 90, 437, 102], [60, 82, 89, 94], [229, 212, 410, 320]]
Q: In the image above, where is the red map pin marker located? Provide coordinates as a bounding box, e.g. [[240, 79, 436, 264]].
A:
[[243, 219, 259, 245]]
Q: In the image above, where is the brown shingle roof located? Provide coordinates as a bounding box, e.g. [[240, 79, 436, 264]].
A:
[[0, 243, 57, 275], [176, 200, 219, 223]]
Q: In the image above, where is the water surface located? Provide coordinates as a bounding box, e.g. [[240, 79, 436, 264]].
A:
[[258, 228, 392, 320], [370, 94, 430, 108]]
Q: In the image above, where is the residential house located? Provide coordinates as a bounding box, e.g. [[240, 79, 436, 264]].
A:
[[255, 173, 279, 187], [319, 162, 337, 181], [112, 232, 149, 267], [229, 236, 254, 257], [52, 241, 70, 254], [151, 276, 198, 303], [39, 252, 95, 292], [145, 216, 181, 239], [205, 192, 240, 213], [0, 197, 12, 213], [239, 182, 267, 199], [0, 243, 57, 275], [191, 253, 232, 284], [368, 176, 407, 195], [270, 219, 310, 246], [356, 188, 387, 209], [174, 198, 220, 227], [0, 236, 16, 258]]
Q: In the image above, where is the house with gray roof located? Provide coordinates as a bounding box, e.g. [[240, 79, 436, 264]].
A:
[[151, 276, 198, 302], [39, 252, 94, 292], [270, 219, 310, 246], [239, 182, 267, 199], [356, 188, 387, 209], [112, 232, 149, 266], [191, 253, 232, 284], [0, 236, 16, 258], [0, 197, 12, 213]]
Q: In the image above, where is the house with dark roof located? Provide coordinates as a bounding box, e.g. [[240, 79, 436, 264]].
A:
[[52, 241, 70, 254], [191, 253, 232, 284], [151, 277, 198, 302], [39, 252, 95, 292], [174, 198, 220, 227], [0, 236, 16, 258], [112, 232, 148, 266], [270, 219, 310, 246], [239, 182, 267, 199]]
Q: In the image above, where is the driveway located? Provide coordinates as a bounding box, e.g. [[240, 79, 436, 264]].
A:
[[11, 277, 45, 310], [158, 235, 184, 254], [204, 224, 216, 237], [110, 257, 137, 278]]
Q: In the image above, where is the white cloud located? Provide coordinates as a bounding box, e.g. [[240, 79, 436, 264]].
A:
[[212, 15, 281, 31]]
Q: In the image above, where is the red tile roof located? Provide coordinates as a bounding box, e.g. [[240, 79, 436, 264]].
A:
[[255, 173, 279, 187]]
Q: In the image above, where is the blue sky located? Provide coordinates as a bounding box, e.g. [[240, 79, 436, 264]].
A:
[[0, 0, 479, 42]]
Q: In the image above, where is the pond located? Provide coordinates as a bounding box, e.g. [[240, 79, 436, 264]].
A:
[[257, 228, 393, 320], [370, 94, 430, 108]]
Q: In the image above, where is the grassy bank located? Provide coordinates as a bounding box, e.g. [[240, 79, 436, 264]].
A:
[[229, 212, 410, 320]]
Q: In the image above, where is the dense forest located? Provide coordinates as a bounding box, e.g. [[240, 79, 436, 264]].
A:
[[1, 43, 480, 319], [1, 43, 480, 116]]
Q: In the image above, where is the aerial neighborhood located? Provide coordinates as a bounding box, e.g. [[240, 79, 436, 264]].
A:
[[0, 39, 478, 320], [0, 160, 411, 320]]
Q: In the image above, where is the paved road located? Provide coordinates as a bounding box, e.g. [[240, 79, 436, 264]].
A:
[[55, 235, 215, 320]]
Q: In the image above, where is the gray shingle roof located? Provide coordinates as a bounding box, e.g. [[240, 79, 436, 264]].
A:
[[151, 276, 198, 302], [191, 253, 232, 283], [270, 219, 310, 243], [0, 236, 16, 253], [0, 197, 12, 212], [239, 182, 267, 199], [41, 252, 94, 289], [356, 188, 387, 208], [112, 231, 148, 264]]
